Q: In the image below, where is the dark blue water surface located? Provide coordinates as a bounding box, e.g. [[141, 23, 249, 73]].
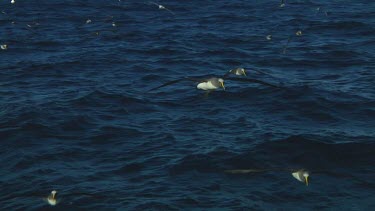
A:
[[1, 0, 374, 210]]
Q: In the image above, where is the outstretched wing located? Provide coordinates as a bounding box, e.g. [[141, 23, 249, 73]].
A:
[[249, 68, 271, 76], [223, 68, 272, 78], [148, 1, 160, 7], [223, 72, 231, 78], [282, 36, 293, 54], [148, 77, 201, 92], [164, 8, 175, 15], [225, 169, 267, 174], [225, 168, 309, 174], [225, 77, 281, 88]]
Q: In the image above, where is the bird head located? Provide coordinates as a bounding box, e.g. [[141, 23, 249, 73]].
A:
[[235, 68, 247, 76], [51, 190, 57, 198], [230, 68, 247, 76], [218, 78, 225, 90], [303, 172, 309, 186]]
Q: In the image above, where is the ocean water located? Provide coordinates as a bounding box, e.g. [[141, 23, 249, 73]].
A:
[[0, 0, 374, 210]]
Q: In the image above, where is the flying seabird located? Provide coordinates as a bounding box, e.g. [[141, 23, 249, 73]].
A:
[[148, 77, 225, 92], [280, 0, 286, 7], [0, 189, 112, 206], [282, 30, 303, 54], [292, 169, 309, 186], [225, 168, 310, 186], [148, 70, 279, 92], [45, 190, 58, 206], [224, 67, 272, 77], [149, 2, 175, 15], [224, 67, 247, 77], [42, 190, 110, 206]]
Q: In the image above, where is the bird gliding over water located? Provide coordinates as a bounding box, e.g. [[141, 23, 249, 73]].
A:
[[148, 68, 280, 92], [225, 168, 310, 186]]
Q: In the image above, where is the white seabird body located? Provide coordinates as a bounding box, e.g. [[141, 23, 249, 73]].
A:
[[197, 81, 218, 90], [46, 190, 58, 206], [292, 170, 309, 186], [196, 78, 225, 91]]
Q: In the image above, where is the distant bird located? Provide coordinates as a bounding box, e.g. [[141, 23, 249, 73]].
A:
[[149, 1, 175, 15], [149, 77, 225, 92], [280, 0, 286, 7], [11, 0, 15, 4], [1, 44, 7, 50], [86, 19, 92, 24], [44, 190, 107, 206], [45, 190, 109, 205], [292, 169, 309, 186], [282, 30, 303, 54], [45, 190, 58, 206], [224, 67, 247, 77], [225, 168, 310, 186], [225, 67, 272, 77], [86, 28, 118, 37], [148, 70, 279, 92], [266, 35, 272, 40]]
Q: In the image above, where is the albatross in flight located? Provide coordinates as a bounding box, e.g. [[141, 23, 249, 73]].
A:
[[44, 190, 58, 206], [292, 169, 309, 186], [225, 168, 310, 186], [148, 68, 279, 92]]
